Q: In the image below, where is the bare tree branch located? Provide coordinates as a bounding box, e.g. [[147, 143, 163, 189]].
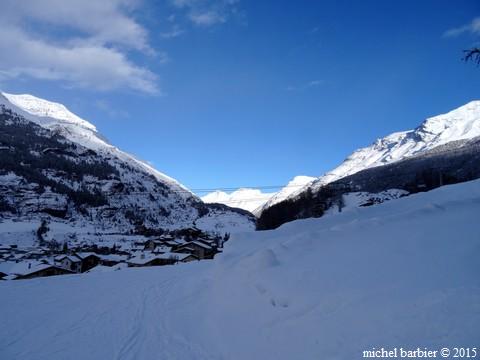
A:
[[463, 47, 480, 65]]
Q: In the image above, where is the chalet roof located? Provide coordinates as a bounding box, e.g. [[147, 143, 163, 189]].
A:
[[75, 252, 100, 260], [164, 240, 181, 246], [26, 249, 46, 255], [127, 254, 159, 266], [18, 264, 74, 278], [155, 252, 193, 260], [152, 245, 172, 253], [167, 252, 198, 261], [86, 263, 127, 273], [181, 241, 212, 250], [127, 252, 194, 265], [97, 254, 129, 262], [55, 254, 81, 263], [176, 246, 195, 252], [0, 261, 69, 276]]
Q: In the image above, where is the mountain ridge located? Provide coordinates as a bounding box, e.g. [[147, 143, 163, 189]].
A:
[[0, 92, 193, 198], [269, 100, 480, 209], [0, 92, 255, 246]]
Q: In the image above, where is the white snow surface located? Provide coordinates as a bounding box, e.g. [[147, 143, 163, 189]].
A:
[[253, 175, 316, 215], [201, 188, 275, 213], [0, 92, 192, 197], [322, 189, 410, 216], [1, 179, 479, 359], [280, 100, 480, 203], [3, 93, 96, 131]]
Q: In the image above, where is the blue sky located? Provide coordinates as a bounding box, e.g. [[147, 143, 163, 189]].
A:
[[1, 0, 479, 193]]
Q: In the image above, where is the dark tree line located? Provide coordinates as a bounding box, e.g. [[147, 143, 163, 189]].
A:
[[257, 137, 480, 230], [0, 108, 117, 208]]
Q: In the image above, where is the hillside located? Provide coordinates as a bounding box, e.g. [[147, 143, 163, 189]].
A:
[[257, 101, 480, 228], [0, 93, 255, 246], [257, 135, 480, 229]]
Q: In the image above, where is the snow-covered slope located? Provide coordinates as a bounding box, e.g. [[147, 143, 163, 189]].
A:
[[3, 93, 96, 131], [1, 179, 479, 360], [0, 92, 255, 240], [253, 175, 315, 216], [202, 188, 275, 213], [276, 101, 480, 205], [1, 92, 190, 196]]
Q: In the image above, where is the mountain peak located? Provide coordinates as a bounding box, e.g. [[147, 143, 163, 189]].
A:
[[417, 100, 480, 143], [251, 175, 316, 216], [0, 91, 193, 196], [289, 175, 316, 185], [2, 92, 96, 131], [300, 99, 480, 194]]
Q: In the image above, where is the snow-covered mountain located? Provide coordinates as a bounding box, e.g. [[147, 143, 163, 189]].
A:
[[4, 93, 96, 131], [1, 93, 191, 195], [273, 100, 480, 207], [252, 176, 315, 216], [0, 92, 255, 244], [201, 176, 315, 215], [201, 188, 275, 213]]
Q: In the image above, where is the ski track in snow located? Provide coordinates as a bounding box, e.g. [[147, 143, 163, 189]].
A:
[[0, 267, 217, 360]]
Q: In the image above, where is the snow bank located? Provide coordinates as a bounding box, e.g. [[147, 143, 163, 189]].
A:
[[1, 179, 480, 359]]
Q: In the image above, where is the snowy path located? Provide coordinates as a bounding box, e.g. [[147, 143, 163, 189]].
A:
[[0, 265, 218, 360], [2, 180, 480, 360]]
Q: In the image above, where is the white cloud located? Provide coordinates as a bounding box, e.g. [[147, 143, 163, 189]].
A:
[[307, 80, 322, 87], [161, 24, 186, 39], [171, 0, 239, 27], [189, 11, 226, 26], [0, 0, 160, 94], [444, 17, 480, 37], [286, 80, 323, 92]]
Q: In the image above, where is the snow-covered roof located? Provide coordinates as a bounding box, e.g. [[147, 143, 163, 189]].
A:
[[0, 261, 61, 276], [127, 252, 194, 265], [188, 241, 213, 250], [55, 255, 81, 263], [97, 254, 128, 262], [152, 246, 172, 253], [75, 252, 100, 260], [165, 252, 197, 261], [154, 252, 191, 260], [86, 263, 127, 273], [127, 255, 160, 266]]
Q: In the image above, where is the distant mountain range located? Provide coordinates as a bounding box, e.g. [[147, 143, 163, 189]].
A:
[[0, 92, 255, 246], [1, 92, 479, 238], [201, 188, 275, 213], [203, 101, 480, 218], [201, 175, 316, 214]]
